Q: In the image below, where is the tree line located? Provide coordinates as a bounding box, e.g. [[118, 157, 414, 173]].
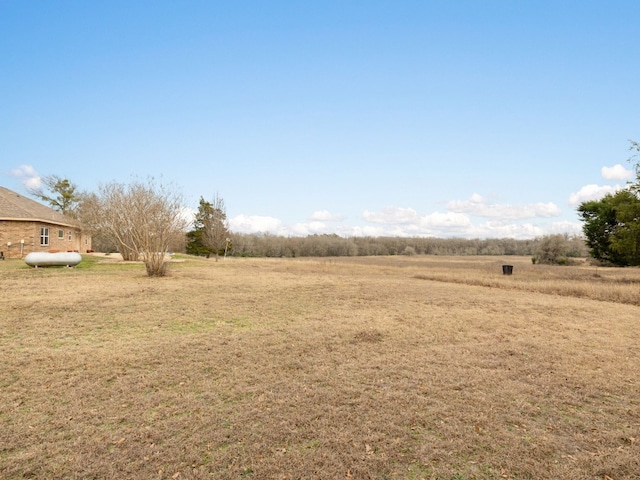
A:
[[230, 233, 587, 260]]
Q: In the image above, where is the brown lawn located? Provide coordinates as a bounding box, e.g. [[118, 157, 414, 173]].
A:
[[0, 255, 638, 479]]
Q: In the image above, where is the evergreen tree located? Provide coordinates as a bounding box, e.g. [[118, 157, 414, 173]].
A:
[[186, 195, 230, 260], [28, 175, 79, 215]]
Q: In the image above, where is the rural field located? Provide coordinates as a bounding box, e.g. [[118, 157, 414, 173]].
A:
[[1, 254, 639, 479]]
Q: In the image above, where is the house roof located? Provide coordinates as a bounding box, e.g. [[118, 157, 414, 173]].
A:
[[0, 185, 78, 227]]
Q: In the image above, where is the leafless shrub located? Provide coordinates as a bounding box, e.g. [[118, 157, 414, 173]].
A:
[[81, 178, 187, 276]]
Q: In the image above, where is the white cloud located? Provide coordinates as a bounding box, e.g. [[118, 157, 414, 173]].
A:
[[362, 206, 419, 224], [228, 192, 580, 240], [353, 209, 571, 239], [308, 210, 344, 222], [237, 211, 344, 236], [601, 164, 633, 180], [446, 194, 561, 219], [545, 220, 583, 235], [235, 211, 348, 237], [418, 211, 472, 229], [288, 223, 312, 236], [228, 210, 577, 239], [465, 221, 547, 239], [568, 184, 622, 206], [10, 164, 41, 190], [229, 214, 284, 234], [11, 165, 38, 177], [289, 221, 333, 236], [462, 219, 581, 239], [359, 207, 472, 237]]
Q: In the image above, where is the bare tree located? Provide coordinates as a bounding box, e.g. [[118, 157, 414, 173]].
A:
[[83, 178, 187, 276], [75, 191, 118, 253], [204, 193, 230, 261]]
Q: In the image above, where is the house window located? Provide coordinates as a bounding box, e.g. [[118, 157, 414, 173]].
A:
[[68, 233, 72, 241], [40, 227, 50, 246], [58, 229, 64, 239]]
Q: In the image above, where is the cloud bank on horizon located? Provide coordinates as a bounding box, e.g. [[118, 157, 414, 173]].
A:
[[224, 163, 633, 239], [5, 161, 635, 239]]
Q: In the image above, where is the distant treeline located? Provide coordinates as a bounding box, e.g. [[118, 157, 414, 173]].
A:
[[229, 233, 588, 258]]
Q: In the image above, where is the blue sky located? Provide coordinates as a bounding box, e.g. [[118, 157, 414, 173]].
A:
[[2, 1, 639, 239]]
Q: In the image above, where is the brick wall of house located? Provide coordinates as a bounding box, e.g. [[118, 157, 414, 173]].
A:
[[0, 220, 91, 259]]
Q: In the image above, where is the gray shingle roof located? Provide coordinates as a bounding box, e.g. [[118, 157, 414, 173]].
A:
[[0, 186, 77, 227]]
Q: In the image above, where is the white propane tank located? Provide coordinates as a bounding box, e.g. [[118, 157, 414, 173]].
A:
[[25, 251, 82, 267]]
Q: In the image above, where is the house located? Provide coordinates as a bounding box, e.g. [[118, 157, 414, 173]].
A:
[[0, 185, 91, 259]]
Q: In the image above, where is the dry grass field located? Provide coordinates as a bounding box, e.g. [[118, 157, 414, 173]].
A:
[[1, 254, 639, 479]]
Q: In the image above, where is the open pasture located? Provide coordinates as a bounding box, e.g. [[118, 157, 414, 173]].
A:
[[1, 255, 639, 479]]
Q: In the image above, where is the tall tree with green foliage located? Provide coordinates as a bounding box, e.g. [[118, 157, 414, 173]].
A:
[[578, 140, 640, 266], [185, 229, 208, 257], [186, 194, 230, 261], [607, 190, 640, 265], [28, 175, 79, 215]]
